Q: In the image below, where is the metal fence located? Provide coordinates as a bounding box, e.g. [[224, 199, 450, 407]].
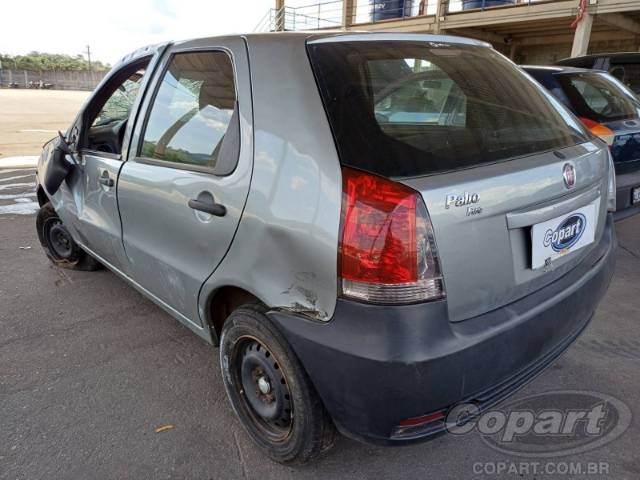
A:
[[255, 0, 554, 31], [254, 3, 344, 31], [0, 69, 106, 91]]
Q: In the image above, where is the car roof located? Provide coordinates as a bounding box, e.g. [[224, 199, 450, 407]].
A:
[[556, 52, 640, 64], [122, 31, 491, 59], [243, 30, 489, 46], [111, 32, 492, 72]]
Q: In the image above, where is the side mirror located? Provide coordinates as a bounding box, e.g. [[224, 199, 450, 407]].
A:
[[57, 131, 79, 164], [43, 133, 77, 195]]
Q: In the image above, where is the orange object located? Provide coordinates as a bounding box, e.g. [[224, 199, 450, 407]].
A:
[[579, 117, 615, 146]]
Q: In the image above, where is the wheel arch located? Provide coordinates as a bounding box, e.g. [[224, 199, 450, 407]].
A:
[[205, 285, 264, 346]]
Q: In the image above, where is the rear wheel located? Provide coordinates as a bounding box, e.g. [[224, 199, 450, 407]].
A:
[[36, 203, 101, 271], [219, 304, 336, 464]]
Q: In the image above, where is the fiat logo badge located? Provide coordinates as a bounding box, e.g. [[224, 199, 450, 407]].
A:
[[563, 163, 576, 189]]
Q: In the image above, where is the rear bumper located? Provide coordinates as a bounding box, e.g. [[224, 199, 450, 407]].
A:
[[268, 215, 616, 445], [614, 168, 640, 221]]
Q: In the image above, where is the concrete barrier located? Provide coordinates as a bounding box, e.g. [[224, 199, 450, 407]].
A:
[[0, 69, 106, 91]]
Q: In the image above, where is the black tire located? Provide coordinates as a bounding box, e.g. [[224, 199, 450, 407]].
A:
[[220, 304, 336, 464], [36, 203, 102, 271]]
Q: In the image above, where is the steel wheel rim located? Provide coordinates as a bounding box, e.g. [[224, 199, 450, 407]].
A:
[[43, 217, 73, 260], [231, 336, 293, 442]]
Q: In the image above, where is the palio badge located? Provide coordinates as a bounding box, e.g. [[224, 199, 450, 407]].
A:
[[445, 192, 482, 216]]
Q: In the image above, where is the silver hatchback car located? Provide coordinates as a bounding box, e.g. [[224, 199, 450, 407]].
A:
[[35, 32, 616, 464]]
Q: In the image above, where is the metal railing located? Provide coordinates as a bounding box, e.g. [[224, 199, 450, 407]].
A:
[[254, 3, 343, 32], [447, 0, 549, 14], [255, 0, 559, 32]]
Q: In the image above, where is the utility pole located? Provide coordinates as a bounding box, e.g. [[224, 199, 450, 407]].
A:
[[86, 45, 92, 71]]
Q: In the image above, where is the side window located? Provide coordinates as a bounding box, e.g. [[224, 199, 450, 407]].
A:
[[140, 51, 237, 170], [84, 59, 150, 156], [92, 71, 145, 127]]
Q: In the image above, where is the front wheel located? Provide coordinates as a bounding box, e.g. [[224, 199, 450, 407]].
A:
[[219, 304, 336, 464], [36, 203, 101, 271]]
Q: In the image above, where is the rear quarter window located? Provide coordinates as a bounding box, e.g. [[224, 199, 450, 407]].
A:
[[307, 41, 588, 178]]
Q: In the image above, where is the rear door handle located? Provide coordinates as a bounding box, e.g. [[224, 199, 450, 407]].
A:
[[98, 171, 114, 187], [188, 198, 226, 217]]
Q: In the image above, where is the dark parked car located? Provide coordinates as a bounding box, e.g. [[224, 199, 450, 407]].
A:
[[524, 65, 640, 220], [556, 52, 640, 94]]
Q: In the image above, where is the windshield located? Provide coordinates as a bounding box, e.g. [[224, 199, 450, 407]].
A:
[[556, 72, 640, 124], [307, 41, 588, 178]]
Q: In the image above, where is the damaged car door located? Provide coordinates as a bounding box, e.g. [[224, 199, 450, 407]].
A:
[[64, 53, 156, 270], [117, 38, 253, 328]]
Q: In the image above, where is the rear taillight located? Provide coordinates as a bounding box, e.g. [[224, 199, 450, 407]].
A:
[[579, 117, 617, 211], [338, 167, 445, 304], [579, 117, 615, 147]]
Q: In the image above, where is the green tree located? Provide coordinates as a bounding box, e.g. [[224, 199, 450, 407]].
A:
[[0, 52, 110, 71]]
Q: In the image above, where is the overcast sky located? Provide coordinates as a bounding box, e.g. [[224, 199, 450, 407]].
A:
[[0, 0, 305, 64]]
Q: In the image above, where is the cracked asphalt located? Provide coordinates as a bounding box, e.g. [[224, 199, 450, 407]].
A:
[[1, 90, 639, 479]]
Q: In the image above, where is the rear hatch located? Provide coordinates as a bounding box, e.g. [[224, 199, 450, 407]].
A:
[[402, 143, 607, 321], [308, 35, 610, 321]]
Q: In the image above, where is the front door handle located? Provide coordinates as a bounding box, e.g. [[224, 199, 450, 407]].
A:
[[188, 198, 226, 217], [98, 171, 114, 187]]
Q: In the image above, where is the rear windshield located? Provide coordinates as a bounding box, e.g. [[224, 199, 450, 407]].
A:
[[556, 72, 640, 123], [307, 41, 588, 178]]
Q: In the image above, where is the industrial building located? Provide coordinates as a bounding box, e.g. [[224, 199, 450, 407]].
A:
[[257, 0, 640, 63]]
